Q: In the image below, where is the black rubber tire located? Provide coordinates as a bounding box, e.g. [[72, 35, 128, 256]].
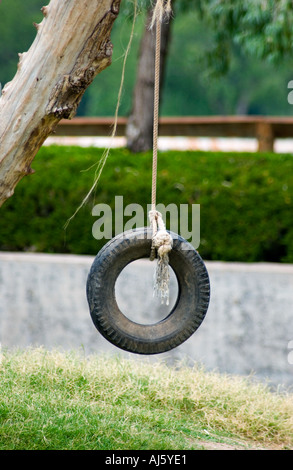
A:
[[86, 227, 210, 355]]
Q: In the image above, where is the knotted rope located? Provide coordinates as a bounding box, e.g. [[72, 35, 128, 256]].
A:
[[149, 209, 173, 305], [149, 0, 173, 305]]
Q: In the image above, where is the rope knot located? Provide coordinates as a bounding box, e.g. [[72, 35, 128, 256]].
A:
[[149, 210, 173, 305], [153, 230, 173, 257]]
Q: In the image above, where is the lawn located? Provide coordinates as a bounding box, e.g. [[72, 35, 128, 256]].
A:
[[0, 348, 292, 450]]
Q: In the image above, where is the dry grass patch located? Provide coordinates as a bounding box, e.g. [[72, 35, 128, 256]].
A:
[[0, 348, 292, 450]]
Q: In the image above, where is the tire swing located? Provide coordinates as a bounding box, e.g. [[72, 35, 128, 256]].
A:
[[86, 0, 210, 355]]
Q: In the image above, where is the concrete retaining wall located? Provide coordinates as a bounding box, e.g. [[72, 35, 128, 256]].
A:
[[0, 252, 292, 388]]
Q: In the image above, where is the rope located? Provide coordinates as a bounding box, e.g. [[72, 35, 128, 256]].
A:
[[149, 0, 173, 305], [150, 0, 172, 212], [151, 17, 160, 212]]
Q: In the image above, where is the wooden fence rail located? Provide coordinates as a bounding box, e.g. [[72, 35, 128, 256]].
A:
[[55, 116, 293, 152]]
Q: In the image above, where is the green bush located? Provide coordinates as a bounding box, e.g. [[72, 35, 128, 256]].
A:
[[0, 145, 292, 263]]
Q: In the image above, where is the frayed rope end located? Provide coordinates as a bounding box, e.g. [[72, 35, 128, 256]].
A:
[[149, 0, 173, 30]]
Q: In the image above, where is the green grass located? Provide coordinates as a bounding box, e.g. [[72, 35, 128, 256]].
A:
[[0, 348, 292, 450]]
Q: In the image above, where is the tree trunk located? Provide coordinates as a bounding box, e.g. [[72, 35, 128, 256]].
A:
[[0, 0, 121, 207], [126, 8, 173, 153]]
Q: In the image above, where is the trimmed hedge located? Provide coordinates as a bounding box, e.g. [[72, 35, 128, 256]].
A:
[[0, 145, 293, 263]]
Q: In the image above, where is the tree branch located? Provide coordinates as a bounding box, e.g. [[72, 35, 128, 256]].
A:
[[0, 0, 121, 207]]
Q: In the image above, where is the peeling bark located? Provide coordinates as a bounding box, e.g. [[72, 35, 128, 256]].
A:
[[0, 0, 121, 207]]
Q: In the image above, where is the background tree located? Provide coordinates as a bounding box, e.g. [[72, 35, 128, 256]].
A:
[[189, 0, 293, 73], [123, 0, 293, 151], [126, 3, 174, 152]]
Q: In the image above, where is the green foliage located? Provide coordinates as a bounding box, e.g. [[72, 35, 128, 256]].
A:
[[1, 146, 293, 263], [190, 0, 293, 74], [1, 1, 293, 116], [82, 4, 293, 117], [0, 0, 43, 86]]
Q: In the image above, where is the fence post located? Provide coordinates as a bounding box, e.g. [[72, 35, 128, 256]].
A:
[[256, 121, 274, 152]]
